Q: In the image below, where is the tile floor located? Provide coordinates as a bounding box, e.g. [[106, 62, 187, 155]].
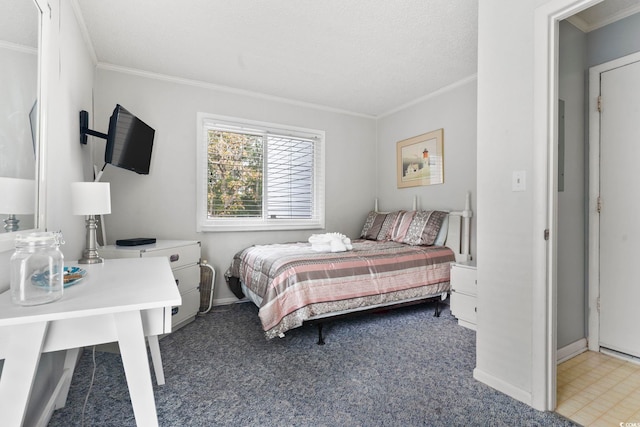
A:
[[556, 351, 640, 426]]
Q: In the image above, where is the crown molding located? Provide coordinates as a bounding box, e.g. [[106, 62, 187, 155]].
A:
[[586, 3, 640, 31], [565, 14, 590, 32], [95, 63, 377, 120], [377, 74, 478, 119], [0, 40, 37, 54], [568, 3, 640, 32]]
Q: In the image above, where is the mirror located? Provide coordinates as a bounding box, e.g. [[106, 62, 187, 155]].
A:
[[0, 0, 42, 251], [0, 0, 41, 243]]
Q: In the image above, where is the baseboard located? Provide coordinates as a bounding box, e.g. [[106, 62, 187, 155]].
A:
[[173, 315, 196, 331], [473, 368, 532, 407], [457, 319, 477, 331], [600, 347, 640, 365], [212, 296, 247, 306], [557, 338, 587, 364]]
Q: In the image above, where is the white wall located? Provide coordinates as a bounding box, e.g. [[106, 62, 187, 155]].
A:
[[587, 12, 640, 67], [44, 1, 96, 252], [557, 21, 587, 349], [0, 0, 96, 424], [475, 2, 640, 408], [92, 69, 377, 303], [475, 0, 537, 404], [376, 77, 477, 258]]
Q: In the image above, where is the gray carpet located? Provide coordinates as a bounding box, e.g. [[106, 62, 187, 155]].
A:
[[48, 301, 577, 426]]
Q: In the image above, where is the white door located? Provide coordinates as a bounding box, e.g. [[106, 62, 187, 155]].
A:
[[599, 59, 640, 358]]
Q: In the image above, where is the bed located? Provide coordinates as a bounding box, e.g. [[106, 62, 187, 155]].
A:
[[225, 194, 472, 343]]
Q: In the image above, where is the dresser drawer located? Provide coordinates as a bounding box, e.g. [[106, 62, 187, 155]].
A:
[[99, 240, 201, 332], [451, 263, 477, 296], [141, 243, 200, 269], [173, 264, 200, 294], [451, 291, 477, 325], [171, 288, 200, 328]]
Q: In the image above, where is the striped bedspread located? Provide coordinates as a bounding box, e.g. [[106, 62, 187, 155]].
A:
[[226, 239, 455, 339]]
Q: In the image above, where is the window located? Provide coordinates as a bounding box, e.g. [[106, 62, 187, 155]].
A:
[[196, 113, 325, 231]]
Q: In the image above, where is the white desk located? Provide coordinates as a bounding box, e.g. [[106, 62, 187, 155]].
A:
[[0, 257, 181, 427]]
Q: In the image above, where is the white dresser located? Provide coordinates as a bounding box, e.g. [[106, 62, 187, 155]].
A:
[[450, 261, 477, 330], [100, 240, 201, 330]]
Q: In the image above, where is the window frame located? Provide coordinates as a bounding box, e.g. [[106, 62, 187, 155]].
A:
[[196, 112, 325, 232]]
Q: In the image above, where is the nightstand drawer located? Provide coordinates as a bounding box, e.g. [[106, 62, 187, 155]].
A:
[[451, 291, 476, 325], [451, 263, 477, 296]]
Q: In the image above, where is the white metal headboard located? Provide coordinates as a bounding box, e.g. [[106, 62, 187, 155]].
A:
[[447, 193, 473, 263], [373, 193, 472, 263]]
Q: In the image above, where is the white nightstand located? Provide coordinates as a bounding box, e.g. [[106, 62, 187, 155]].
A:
[[100, 240, 201, 330], [450, 261, 477, 330]]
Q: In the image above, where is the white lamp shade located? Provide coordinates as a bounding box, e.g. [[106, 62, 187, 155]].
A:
[[0, 177, 35, 214], [70, 182, 111, 215]]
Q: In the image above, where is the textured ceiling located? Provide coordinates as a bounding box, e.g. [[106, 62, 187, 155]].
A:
[[0, 0, 38, 49], [3, 1, 637, 117], [76, 0, 478, 117]]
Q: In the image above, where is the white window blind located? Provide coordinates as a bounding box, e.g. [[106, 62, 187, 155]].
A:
[[266, 135, 314, 219], [196, 113, 325, 232]]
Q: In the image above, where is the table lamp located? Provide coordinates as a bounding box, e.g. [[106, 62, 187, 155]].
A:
[[0, 177, 35, 232], [71, 182, 111, 264]]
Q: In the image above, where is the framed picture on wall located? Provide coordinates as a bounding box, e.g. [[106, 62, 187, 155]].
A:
[[396, 128, 444, 188]]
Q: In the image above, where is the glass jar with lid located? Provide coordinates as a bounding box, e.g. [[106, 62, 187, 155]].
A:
[[10, 231, 64, 306]]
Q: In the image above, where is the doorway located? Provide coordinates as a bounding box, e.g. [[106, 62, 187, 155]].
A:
[[588, 51, 640, 360], [533, 0, 604, 411], [552, 6, 640, 424], [533, 0, 624, 411]]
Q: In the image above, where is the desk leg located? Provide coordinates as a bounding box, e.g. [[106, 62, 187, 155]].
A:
[[0, 321, 49, 427], [147, 336, 165, 386], [54, 347, 81, 409], [114, 311, 159, 427]]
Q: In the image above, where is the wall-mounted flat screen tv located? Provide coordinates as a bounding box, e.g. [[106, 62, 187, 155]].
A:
[[105, 104, 155, 175]]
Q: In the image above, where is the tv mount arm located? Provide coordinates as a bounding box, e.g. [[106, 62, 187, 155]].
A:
[[79, 110, 108, 145], [79, 110, 110, 245], [79, 110, 109, 181]]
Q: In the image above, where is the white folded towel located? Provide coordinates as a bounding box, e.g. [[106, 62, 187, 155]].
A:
[[308, 232, 353, 253]]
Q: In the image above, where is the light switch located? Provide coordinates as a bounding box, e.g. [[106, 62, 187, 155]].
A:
[[512, 170, 526, 192]]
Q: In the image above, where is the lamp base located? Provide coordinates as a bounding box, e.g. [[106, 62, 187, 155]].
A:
[[4, 215, 19, 232], [78, 247, 103, 264], [78, 258, 103, 264], [78, 255, 103, 264], [78, 215, 103, 264]]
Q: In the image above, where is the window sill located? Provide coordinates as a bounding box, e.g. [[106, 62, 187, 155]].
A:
[[197, 220, 325, 233]]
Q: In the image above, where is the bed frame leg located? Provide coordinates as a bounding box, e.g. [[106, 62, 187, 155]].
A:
[[434, 299, 441, 317], [317, 324, 325, 345]]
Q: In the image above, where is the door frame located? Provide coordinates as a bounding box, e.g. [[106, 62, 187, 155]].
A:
[[533, 0, 602, 411], [587, 51, 640, 353]]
